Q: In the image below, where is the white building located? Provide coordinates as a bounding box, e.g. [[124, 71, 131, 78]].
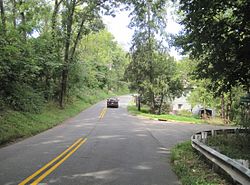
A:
[[172, 95, 192, 112], [172, 95, 216, 117]]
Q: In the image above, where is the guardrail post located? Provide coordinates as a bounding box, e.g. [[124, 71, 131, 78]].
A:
[[235, 128, 239, 135], [201, 131, 208, 142], [211, 130, 215, 136], [195, 134, 201, 141]]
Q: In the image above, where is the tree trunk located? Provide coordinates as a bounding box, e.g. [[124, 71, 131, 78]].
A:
[[60, 67, 68, 108], [45, 0, 62, 103], [226, 91, 232, 122], [51, 0, 62, 38], [19, 0, 26, 40], [202, 97, 207, 119], [138, 95, 141, 111], [60, 0, 76, 108], [158, 93, 164, 115], [45, 75, 50, 100], [221, 94, 225, 121], [11, 0, 17, 28], [0, 0, 6, 34], [150, 92, 156, 114], [70, 17, 85, 60], [146, 0, 155, 113]]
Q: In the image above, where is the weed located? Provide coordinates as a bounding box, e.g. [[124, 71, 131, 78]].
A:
[[207, 134, 250, 161], [171, 141, 230, 185]]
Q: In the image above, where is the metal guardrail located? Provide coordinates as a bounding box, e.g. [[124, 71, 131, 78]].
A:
[[191, 129, 250, 185]]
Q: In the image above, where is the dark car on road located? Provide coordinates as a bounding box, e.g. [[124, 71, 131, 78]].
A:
[[107, 97, 119, 108]]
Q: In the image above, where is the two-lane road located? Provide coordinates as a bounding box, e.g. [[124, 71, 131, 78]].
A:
[[0, 95, 227, 185]]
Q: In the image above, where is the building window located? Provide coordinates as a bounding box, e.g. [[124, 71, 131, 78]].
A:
[[178, 104, 183, 109]]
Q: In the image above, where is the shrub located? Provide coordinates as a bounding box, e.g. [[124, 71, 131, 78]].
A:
[[161, 103, 172, 114], [177, 110, 193, 117], [0, 97, 4, 111], [6, 83, 44, 113]]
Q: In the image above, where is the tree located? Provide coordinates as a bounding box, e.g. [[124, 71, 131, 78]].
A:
[[175, 0, 250, 125], [175, 0, 250, 93], [0, 0, 52, 112], [187, 80, 218, 115], [238, 93, 250, 129], [151, 53, 183, 114], [0, 0, 6, 34], [126, 0, 177, 113], [0, 0, 129, 112], [73, 29, 129, 94], [178, 58, 244, 122], [58, 0, 126, 107]]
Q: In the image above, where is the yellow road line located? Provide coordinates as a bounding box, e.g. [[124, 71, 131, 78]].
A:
[[99, 108, 105, 119], [31, 138, 87, 185], [102, 108, 107, 118], [18, 138, 84, 185], [99, 108, 107, 119]]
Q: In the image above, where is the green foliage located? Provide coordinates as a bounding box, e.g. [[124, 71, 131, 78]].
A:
[[187, 80, 219, 109], [0, 96, 4, 111], [174, 0, 250, 125], [176, 58, 197, 92], [0, 0, 129, 112], [125, 0, 183, 114], [160, 103, 172, 114], [237, 93, 250, 128], [207, 134, 250, 162], [176, 0, 250, 93], [177, 110, 193, 117], [177, 57, 245, 123], [171, 141, 230, 185], [129, 52, 183, 114], [78, 29, 129, 92], [6, 83, 44, 113]]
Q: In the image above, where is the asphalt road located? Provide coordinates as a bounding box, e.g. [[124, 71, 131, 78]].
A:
[[0, 95, 228, 185]]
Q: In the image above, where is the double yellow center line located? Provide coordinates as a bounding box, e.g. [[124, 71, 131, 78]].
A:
[[99, 107, 107, 119], [19, 107, 106, 184], [19, 138, 87, 185]]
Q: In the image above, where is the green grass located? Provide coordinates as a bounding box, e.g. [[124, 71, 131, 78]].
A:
[[0, 89, 125, 145], [128, 104, 225, 125], [171, 141, 230, 185], [207, 134, 250, 162]]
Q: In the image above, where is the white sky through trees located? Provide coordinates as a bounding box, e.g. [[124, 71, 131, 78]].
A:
[[102, 7, 183, 60]]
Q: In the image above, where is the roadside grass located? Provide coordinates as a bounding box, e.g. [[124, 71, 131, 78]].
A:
[[206, 134, 250, 162], [127, 104, 225, 125], [171, 141, 230, 185], [0, 89, 125, 145]]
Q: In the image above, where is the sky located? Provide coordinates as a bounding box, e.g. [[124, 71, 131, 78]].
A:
[[102, 7, 183, 60]]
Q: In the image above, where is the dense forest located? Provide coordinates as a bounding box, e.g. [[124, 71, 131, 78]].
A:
[[0, 0, 129, 113]]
